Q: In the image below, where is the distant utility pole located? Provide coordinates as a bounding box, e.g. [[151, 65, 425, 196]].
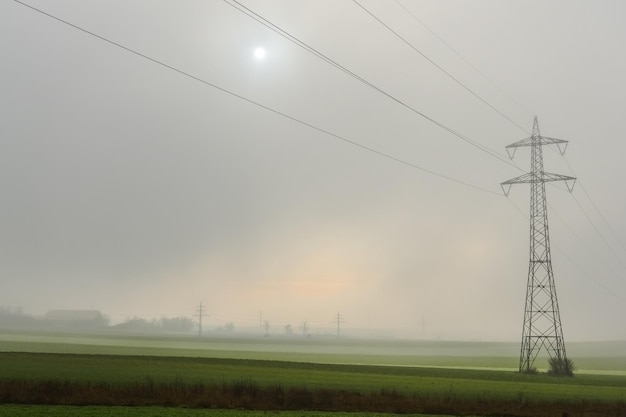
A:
[[334, 312, 345, 339], [501, 116, 576, 373], [193, 302, 209, 336], [301, 320, 309, 337]]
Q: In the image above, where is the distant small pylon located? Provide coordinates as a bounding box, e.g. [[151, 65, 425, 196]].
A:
[[334, 312, 345, 339], [193, 302, 209, 336]]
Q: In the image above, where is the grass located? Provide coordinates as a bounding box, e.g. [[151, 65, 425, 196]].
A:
[[0, 352, 625, 416]]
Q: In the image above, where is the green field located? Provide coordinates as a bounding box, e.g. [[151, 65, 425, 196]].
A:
[[1, 330, 625, 416], [2, 351, 626, 399], [2, 352, 626, 416]]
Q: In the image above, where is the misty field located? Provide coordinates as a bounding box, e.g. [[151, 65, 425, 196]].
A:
[[1, 332, 626, 416], [2, 330, 626, 373]]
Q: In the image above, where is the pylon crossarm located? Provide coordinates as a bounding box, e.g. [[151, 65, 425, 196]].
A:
[[541, 172, 576, 186], [506, 136, 533, 150], [501, 173, 533, 186], [500, 173, 531, 196], [502, 172, 575, 188], [505, 136, 568, 151], [539, 136, 569, 150]]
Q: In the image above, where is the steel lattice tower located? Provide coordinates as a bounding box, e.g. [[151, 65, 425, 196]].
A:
[[501, 116, 576, 373]]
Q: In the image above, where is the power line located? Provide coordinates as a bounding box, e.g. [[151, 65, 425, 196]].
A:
[[570, 192, 626, 270], [560, 157, 626, 256], [353, 0, 530, 134], [223, 0, 519, 170], [577, 180, 626, 251], [393, 0, 533, 118], [550, 203, 626, 304], [551, 235, 625, 302], [549, 203, 625, 281], [14, 0, 501, 196], [547, 146, 626, 268]]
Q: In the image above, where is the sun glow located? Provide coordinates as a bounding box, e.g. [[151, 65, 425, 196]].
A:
[[254, 47, 266, 60]]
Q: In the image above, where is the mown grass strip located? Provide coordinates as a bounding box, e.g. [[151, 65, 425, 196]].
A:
[[0, 405, 450, 417]]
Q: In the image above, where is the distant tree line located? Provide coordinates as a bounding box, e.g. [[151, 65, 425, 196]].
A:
[[113, 316, 194, 333], [0, 307, 316, 337], [0, 306, 37, 328], [0, 307, 194, 334]]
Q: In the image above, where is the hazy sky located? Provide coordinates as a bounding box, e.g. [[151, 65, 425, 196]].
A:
[[2, 0, 625, 341]]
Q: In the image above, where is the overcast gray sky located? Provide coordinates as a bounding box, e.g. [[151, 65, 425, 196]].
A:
[[1, 0, 625, 341]]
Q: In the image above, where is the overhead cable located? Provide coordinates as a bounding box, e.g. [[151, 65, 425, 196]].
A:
[[13, 0, 501, 196], [547, 146, 626, 268], [550, 202, 625, 279], [562, 157, 626, 255], [571, 192, 626, 270], [394, 0, 533, 118], [353, 0, 529, 135], [224, 0, 519, 170]]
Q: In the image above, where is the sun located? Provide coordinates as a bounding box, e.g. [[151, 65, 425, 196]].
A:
[[254, 47, 266, 60]]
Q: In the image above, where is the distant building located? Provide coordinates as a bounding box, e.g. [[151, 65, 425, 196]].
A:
[[43, 309, 108, 329]]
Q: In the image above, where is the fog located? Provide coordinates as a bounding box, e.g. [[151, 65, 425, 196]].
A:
[[1, 0, 625, 341]]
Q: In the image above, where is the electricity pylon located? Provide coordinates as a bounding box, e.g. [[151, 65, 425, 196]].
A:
[[334, 312, 344, 339], [194, 302, 209, 336], [501, 116, 576, 373]]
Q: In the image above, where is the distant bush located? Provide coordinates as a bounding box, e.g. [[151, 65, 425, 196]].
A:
[[113, 316, 194, 333], [113, 317, 160, 332], [216, 322, 235, 333], [548, 357, 575, 377], [160, 316, 194, 333]]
